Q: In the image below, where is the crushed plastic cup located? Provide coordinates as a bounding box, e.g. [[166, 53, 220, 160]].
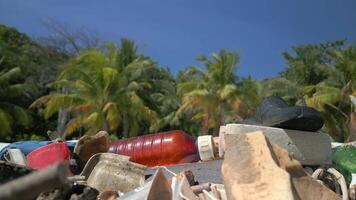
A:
[[26, 142, 70, 170]]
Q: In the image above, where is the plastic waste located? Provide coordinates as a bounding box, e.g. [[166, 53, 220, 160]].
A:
[[0, 140, 76, 160], [197, 135, 215, 161], [26, 142, 70, 170], [332, 145, 356, 185], [4, 149, 27, 166], [108, 130, 200, 166], [118, 168, 171, 200], [171, 171, 197, 200], [0, 143, 9, 152], [312, 167, 349, 200], [80, 153, 146, 193]]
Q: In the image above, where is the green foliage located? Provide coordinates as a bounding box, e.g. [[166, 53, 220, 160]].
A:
[[2, 22, 356, 142], [265, 41, 356, 142], [176, 50, 258, 135], [32, 40, 159, 138], [0, 24, 67, 97], [0, 67, 32, 138], [282, 40, 344, 85], [0, 24, 67, 141]]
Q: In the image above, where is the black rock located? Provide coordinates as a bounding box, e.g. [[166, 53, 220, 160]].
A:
[[243, 96, 324, 132]]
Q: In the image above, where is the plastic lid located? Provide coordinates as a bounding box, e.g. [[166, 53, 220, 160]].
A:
[[197, 135, 215, 161]]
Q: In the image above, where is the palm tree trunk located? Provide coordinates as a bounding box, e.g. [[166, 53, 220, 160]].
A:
[[213, 101, 225, 137], [56, 87, 69, 138], [102, 119, 109, 132], [201, 110, 209, 135], [57, 108, 69, 136], [347, 112, 356, 142], [123, 111, 129, 138]]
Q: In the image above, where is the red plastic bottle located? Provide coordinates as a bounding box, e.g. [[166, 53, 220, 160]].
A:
[[108, 130, 199, 166]]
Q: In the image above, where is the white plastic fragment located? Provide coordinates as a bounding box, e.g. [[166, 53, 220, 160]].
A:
[[327, 168, 348, 200], [197, 135, 215, 161], [312, 167, 348, 200], [4, 149, 27, 166], [203, 189, 218, 200]]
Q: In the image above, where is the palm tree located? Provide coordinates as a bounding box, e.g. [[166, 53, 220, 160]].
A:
[[303, 81, 352, 141], [265, 42, 356, 142], [229, 77, 264, 122], [0, 67, 32, 137], [31, 40, 157, 138], [302, 45, 356, 142], [282, 41, 344, 86], [349, 95, 356, 141], [262, 77, 303, 105], [113, 39, 158, 137], [147, 68, 181, 130], [177, 50, 241, 136]]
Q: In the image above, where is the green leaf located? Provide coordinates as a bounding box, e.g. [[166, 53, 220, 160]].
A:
[[0, 109, 12, 136]]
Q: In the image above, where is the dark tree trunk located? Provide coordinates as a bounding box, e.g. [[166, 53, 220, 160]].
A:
[[102, 119, 109, 132], [201, 110, 209, 136], [213, 101, 225, 137], [122, 111, 129, 138], [347, 112, 356, 142]]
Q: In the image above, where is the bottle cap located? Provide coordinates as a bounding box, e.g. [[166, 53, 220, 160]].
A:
[[197, 135, 215, 161]]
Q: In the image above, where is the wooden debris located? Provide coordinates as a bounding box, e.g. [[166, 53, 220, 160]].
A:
[[74, 131, 111, 161], [0, 160, 33, 184], [0, 162, 68, 200], [97, 190, 119, 200]]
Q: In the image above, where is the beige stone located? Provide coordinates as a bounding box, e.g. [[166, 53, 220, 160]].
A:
[[222, 131, 294, 200], [221, 131, 340, 200], [221, 124, 332, 165]]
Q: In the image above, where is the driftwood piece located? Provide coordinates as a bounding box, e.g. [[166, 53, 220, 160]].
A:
[[0, 161, 33, 184], [0, 162, 68, 200]]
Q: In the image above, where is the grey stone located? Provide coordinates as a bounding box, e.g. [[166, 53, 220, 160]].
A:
[[222, 124, 332, 165], [145, 160, 224, 184]]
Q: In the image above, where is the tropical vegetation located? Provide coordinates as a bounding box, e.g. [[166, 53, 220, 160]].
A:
[[1, 24, 355, 142]]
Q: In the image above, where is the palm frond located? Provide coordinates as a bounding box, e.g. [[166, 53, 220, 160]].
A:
[[0, 109, 12, 136], [0, 83, 32, 98], [103, 102, 120, 130], [65, 117, 83, 136], [83, 112, 99, 126], [31, 94, 86, 119], [0, 67, 21, 85], [177, 81, 206, 96], [219, 84, 238, 100]]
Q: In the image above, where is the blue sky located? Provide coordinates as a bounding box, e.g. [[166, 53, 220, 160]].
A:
[[0, 0, 355, 79]]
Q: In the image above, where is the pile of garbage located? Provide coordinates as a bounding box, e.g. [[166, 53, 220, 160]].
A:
[[0, 96, 355, 200]]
